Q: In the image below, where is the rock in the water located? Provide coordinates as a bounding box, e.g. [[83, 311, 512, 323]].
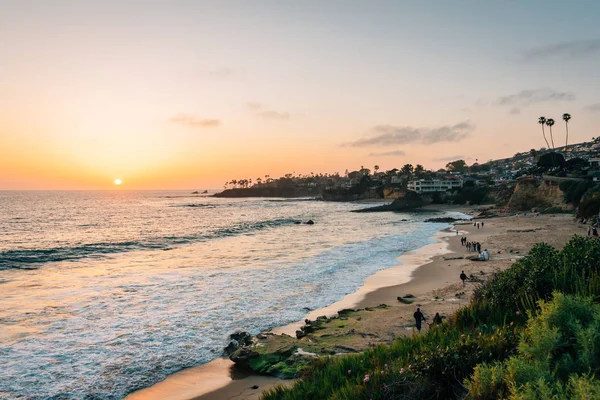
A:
[[404, 294, 416, 298], [424, 217, 465, 223], [223, 331, 253, 355], [306, 220, 315, 225]]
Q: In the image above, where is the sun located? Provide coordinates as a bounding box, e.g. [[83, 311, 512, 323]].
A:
[[114, 179, 122, 185]]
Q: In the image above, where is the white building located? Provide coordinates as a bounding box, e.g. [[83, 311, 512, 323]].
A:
[[407, 179, 463, 193]]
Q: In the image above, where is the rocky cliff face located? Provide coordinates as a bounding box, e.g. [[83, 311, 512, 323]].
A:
[[506, 179, 572, 211]]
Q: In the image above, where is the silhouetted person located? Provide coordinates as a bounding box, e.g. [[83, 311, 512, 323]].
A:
[[481, 222, 485, 228], [460, 271, 467, 285], [413, 307, 426, 332], [432, 312, 443, 326]]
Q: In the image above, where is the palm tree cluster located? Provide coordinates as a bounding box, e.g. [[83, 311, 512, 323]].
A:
[[537, 113, 572, 153]]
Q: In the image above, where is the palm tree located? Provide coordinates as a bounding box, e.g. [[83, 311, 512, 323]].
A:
[[546, 118, 555, 150], [538, 117, 550, 149], [562, 113, 571, 149], [374, 165, 380, 174]]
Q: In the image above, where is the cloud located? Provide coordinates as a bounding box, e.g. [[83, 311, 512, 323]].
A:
[[522, 39, 600, 61], [168, 114, 221, 128], [345, 121, 474, 147], [368, 150, 406, 157], [246, 102, 291, 121], [509, 107, 521, 115], [433, 155, 467, 162], [246, 102, 262, 111], [496, 88, 576, 106], [208, 67, 234, 79], [257, 110, 291, 120], [585, 103, 600, 112]]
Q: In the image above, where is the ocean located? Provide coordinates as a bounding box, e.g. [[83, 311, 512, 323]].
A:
[[0, 191, 464, 399]]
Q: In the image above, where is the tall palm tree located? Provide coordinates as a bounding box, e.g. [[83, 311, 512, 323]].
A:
[[538, 117, 550, 149], [562, 113, 571, 149], [546, 118, 555, 149]]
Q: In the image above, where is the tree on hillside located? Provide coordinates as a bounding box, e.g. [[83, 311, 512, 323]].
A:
[[530, 149, 538, 158], [401, 164, 414, 179], [546, 118, 556, 149], [537, 152, 565, 171], [446, 160, 468, 174], [374, 165, 380, 174], [415, 164, 424, 178], [563, 113, 571, 150], [538, 116, 550, 149]]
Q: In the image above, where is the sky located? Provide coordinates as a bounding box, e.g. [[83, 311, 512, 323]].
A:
[[1, 0, 600, 190]]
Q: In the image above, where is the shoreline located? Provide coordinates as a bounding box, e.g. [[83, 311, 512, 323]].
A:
[[128, 208, 583, 400], [126, 208, 474, 400]]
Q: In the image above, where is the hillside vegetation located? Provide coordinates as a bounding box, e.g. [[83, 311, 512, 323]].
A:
[[263, 236, 600, 400]]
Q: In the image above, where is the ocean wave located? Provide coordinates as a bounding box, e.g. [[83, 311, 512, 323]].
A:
[[0, 218, 297, 270]]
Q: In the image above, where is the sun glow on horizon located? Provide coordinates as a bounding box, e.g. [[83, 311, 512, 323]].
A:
[[114, 179, 122, 185]]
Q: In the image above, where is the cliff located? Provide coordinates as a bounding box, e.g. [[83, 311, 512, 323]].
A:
[[506, 179, 572, 211]]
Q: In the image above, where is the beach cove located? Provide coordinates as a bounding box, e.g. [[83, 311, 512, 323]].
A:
[[127, 207, 585, 400]]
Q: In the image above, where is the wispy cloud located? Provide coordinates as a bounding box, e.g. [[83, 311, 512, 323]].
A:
[[433, 155, 467, 162], [257, 110, 291, 120], [522, 39, 600, 61], [496, 88, 575, 106], [208, 67, 234, 79], [368, 150, 406, 157], [585, 103, 600, 112], [169, 114, 221, 128], [509, 107, 521, 115], [246, 102, 291, 121], [344, 121, 474, 147]]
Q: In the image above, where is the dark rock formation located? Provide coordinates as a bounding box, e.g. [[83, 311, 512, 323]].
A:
[[424, 217, 465, 223], [353, 191, 425, 213], [229, 348, 260, 364], [305, 220, 314, 225], [223, 331, 253, 355]]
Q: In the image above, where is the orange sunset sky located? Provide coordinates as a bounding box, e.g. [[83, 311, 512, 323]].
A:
[[1, 1, 600, 190]]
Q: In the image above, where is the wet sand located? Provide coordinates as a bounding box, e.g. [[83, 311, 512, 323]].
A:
[[127, 210, 584, 400]]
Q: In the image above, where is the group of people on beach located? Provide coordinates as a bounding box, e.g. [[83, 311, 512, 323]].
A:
[[473, 221, 484, 229], [413, 308, 443, 332], [461, 236, 481, 253]]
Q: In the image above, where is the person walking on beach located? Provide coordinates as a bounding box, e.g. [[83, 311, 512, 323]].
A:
[[414, 308, 426, 332], [460, 271, 467, 285], [432, 312, 443, 326], [477, 222, 480, 229], [588, 226, 592, 236], [481, 222, 485, 228]]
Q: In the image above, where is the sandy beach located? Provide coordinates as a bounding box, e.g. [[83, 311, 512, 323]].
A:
[[127, 209, 585, 400]]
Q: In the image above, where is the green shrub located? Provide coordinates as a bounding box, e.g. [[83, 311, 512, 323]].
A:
[[465, 293, 600, 399]]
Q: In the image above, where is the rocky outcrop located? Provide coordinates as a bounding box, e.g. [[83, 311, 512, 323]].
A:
[[424, 217, 466, 223], [223, 331, 253, 356], [506, 179, 572, 212], [353, 191, 425, 213]]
